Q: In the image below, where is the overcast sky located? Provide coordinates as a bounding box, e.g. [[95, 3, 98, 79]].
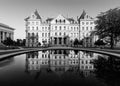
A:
[[0, 0, 120, 40]]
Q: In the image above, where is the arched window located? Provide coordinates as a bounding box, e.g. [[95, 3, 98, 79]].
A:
[[64, 32, 66, 36], [36, 27, 38, 30], [36, 33, 38, 36], [59, 32, 61, 36], [59, 26, 62, 30], [63, 20, 65, 23], [55, 32, 57, 36], [60, 19, 61, 23], [56, 20, 58, 23], [28, 33, 30, 37], [32, 33, 34, 36]]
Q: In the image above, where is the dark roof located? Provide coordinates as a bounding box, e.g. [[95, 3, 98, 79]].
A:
[[79, 10, 86, 19], [34, 10, 41, 19], [25, 10, 41, 21], [79, 10, 93, 20], [46, 18, 54, 22], [67, 18, 75, 22], [0, 23, 15, 30]]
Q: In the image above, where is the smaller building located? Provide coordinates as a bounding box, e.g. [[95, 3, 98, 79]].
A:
[[0, 23, 15, 43]]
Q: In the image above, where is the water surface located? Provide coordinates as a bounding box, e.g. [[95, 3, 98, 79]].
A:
[[0, 50, 120, 86]]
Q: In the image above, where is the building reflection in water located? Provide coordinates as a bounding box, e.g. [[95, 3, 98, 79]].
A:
[[25, 50, 107, 78]]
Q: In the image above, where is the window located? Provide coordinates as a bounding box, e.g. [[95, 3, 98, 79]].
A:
[[28, 21, 30, 24], [32, 33, 34, 36], [28, 33, 30, 36], [45, 33, 47, 37], [32, 27, 34, 30], [55, 32, 57, 36], [90, 27, 92, 30], [36, 22, 38, 25], [42, 27, 44, 31], [77, 27, 79, 30], [90, 22, 93, 25], [32, 15, 34, 18], [59, 26, 62, 30], [86, 22, 89, 25], [36, 27, 38, 30], [32, 22, 34, 25], [64, 32, 66, 36], [56, 20, 57, 23], [74, 33, 76, 37], [64, 26, 66, 30], [74, 27, 76, 31], [27, 27, 30, 30], [71, 33, 73, 37], [59, 32, 61, 36], [45, 27, 47, 31], [82, 27, 84, 30], [63, 20, 65, 23], [42, 33, 44, 37], [71, 27, 73, 30], [60, 19, 61, 23], [55, 26, 57, 30], [86, 27, 88, 30], [82, 22, 84, 25]]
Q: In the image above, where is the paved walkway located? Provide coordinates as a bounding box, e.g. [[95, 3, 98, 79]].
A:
[[0, 47, 120, 60]]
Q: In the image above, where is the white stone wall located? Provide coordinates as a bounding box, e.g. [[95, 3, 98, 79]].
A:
[[25, 11, 96, 47]]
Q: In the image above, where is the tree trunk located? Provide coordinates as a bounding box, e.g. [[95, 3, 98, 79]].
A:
[[110, 34, 114, 49]]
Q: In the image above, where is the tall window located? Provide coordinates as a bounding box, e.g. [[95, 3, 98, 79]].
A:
[[64, 32, 66, 36], [45, 27, 47, 31], [60, 20, 61, 23], [56, 20, 57, 23], [86, 27, 88, 30], [55, 32, 57, 36], [59, 32, 61, 36], [90, 27, 92, 30], [82, 27, 84, 30], [59, 26, 62, 30], [64, 26, 66, 30], [42, 27, 44, 31], [90, 22, 93, 25], [86, 22, 89, 25], [74, 27, 76, 31], [36, 27, 38, 30], [32, 27, 34, 30], [63, 20, 65, 23], [45, 33, 47, 37], [71, 27, 73, 31], [32, 33, 34, 36], [55, 26, 57, 30], [82, 22, 84, 25], [42, 33, 44, 37]]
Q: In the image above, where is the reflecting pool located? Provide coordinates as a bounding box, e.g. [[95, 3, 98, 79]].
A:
[[0, 50, 120, 86]]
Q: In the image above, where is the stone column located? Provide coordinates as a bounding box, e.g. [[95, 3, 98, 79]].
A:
[[11, 33, 14, 40], [2, 31, 5, 41], [57, 38, 59, 45], [0, 31, 1, 43]]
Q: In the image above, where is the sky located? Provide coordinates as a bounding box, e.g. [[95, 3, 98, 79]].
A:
[[0, 0, 120, 40]]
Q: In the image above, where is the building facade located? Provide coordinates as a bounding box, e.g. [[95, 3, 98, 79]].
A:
[[0, 23, 14, 43], [25, 10, 97, 47]]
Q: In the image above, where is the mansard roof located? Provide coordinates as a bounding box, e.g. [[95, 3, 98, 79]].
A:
[[34, 10, 41, 19], [46, 18, 54, 22], [79, 10, 93, 20], [67, 18, 76, 22], [25, 10, 41, 21]]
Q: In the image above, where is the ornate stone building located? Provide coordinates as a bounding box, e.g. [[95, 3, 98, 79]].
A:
[[0, 23, 14, 43], [25, 10, 97, 47]]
